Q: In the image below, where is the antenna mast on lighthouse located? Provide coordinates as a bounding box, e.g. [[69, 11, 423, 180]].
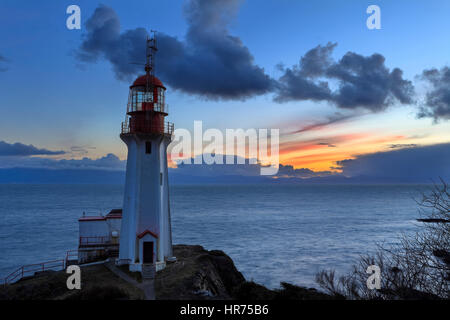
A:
[[145, 30, 158, 96]]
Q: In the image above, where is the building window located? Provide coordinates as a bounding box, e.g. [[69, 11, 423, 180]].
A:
[[160, 173, 163, 185], [145, 141, 152, 154]]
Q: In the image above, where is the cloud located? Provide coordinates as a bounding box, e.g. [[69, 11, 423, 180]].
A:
[[317, 142, 337, 148], [418, 67, 450, 121], [296, 42, 337, 77], [0, 54, 10, 72], [276, 164, 333, 178], [291, 112, 357, 134], [279, 133, 369, 156], [388, 144, 418, 149], [275, 43, 335, 103], [79, 1, 450, 121], [275, 43, 415, 112], [336, 143, 450, 181], [1, 146, 448, 183], [171, 155, 333, 181], [0, 141, 65, 156], [77, 1, 273, 100], [173, 155, 261, 176], [0, 151, 328, 181], [328, 52, 414, 110], [69, 145, 97, 156], [77, 5, 147, 80], [76, 2, 419, 110], [54, 153, 125, 171], [0, 153, 125, 171]]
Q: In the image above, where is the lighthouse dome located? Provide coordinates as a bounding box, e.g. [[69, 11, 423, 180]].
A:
[[131, 75, 166, 89]]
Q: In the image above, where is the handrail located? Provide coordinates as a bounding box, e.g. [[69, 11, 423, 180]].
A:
[[3, 259, 65, 285], [121, 120, 174, 136], [3, 267, 23, 285], [65, 250, 78, 264], [79, 236, 109, 245], [3, 249, 83, 286]]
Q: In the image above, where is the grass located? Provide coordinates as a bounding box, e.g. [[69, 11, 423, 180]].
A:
[[0, 264, 144, 300]]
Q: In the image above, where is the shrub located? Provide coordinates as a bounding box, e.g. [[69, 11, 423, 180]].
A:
[[316, 180, 450, 300]]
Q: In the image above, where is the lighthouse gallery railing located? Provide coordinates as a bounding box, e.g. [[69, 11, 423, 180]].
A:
[[121, 120, 174, 136]]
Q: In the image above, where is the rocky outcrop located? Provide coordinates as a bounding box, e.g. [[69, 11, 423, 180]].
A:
[[155, 245, 336, 300], [155, 245, 246, 299]]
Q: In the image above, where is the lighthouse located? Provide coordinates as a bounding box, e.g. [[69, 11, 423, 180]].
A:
[[118, 34, 174, 272]]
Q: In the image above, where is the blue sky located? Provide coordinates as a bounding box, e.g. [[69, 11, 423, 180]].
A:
[[0, 0, 449, 181]]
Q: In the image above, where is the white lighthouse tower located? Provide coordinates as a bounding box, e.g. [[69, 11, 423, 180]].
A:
[[118, 34, 174, 272]]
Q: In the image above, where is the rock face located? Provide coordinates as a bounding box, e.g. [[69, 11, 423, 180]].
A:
[[155, 245, 246, 299], [155, 245, 337, 300]]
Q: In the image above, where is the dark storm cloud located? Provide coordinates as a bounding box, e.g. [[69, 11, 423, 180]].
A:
[[156, 0, 274, 99], [337, 143, 450, 181], [328, 52, 414, 110], [77, 1, 273, 100], [298, 43, 337, 77], [77, 5, 147, 81], [275, 70, 332, 102], [275, 44, 415, 111], [76, 2, 420, 110], [0, 141, 65, 157], [275, 43, 335, 103], [418, 67, 450, 121]]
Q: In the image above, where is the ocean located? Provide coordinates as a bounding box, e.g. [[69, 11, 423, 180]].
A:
[[0, 183, 429, 288]]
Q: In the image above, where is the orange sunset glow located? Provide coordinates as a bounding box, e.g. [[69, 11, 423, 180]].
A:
[[276, 110, 449, 172]]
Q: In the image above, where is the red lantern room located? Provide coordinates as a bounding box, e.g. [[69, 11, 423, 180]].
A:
[[120, 34, 173, 137], [129, 74, 166, 114]]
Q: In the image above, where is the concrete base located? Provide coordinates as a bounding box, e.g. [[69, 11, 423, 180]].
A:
[[129, 263, 142, 272], [127, 261, 166, 273], [116, 258, 131, 266], [167, 256, 177, 263], [156, 261, 166, 272]]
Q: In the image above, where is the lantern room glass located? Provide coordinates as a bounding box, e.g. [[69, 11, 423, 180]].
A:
[[127, 86, 166, 113]]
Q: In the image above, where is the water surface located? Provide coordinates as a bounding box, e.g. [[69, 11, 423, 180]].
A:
[[0, 184, 428, 288]]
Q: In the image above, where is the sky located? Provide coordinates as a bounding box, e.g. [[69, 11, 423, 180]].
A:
[[0, 0, 449, 182]]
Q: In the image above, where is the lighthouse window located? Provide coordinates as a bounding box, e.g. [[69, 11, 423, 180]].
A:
[[145, 141, 152, 154]]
